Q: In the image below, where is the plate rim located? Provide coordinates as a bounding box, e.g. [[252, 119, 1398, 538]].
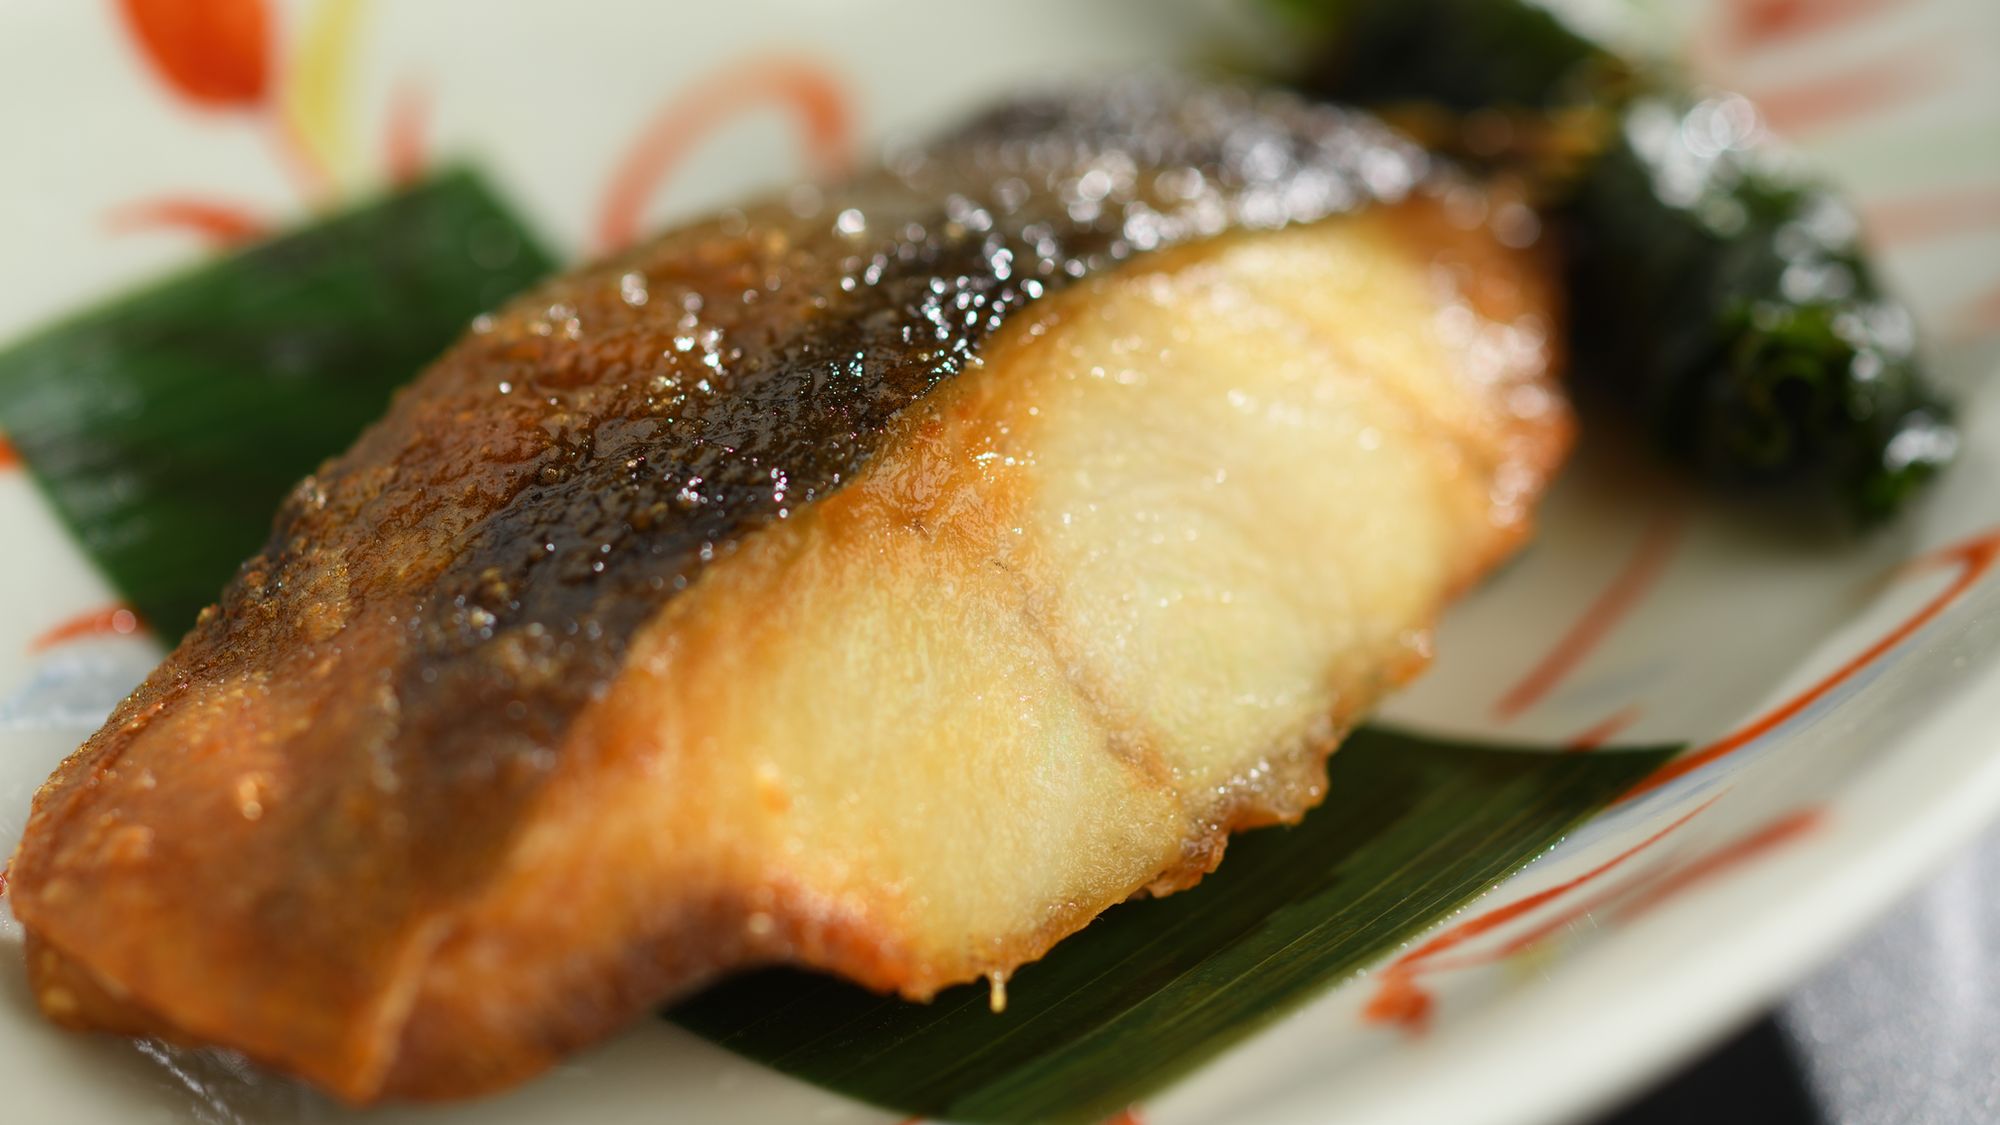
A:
[[1235, 586, 2000, 1125]]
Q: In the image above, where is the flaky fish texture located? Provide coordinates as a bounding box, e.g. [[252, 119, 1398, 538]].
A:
[[9, 79, 1570, 1103]]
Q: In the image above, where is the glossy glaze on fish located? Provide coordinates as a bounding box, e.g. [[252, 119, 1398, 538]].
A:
[[9, 80, 1570, 1102]]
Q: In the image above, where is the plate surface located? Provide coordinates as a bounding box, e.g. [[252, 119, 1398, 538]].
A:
[[2, 1, 1998, 1123]]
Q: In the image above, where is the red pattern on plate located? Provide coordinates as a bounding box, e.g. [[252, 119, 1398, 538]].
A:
[[1610, 809, 1824, 922], [1740, 45, 1944, 134], [1866, 186, 2000, 246], [1724, 0, 1906, 53], [1494, 509, 1685, 720], [1368, 540, 1992, 1032], [1364, 802, 1823, 1034], [115, 0, 270, 109], [268, 112, 335, 201], [0, 435, 18, 472], [384, 77, 431, 187], [104, 198, 269, 247], [1564, 705, 1645, 753], [1364, 799, 1721, 1034], [105, 0, 326, 238], [1959, 282, 2000, 335], [29, 605, 146, 652], [1460, 809, 1821, 967], [595, 55, 856, 253], [1622, 528, 2000, 801]]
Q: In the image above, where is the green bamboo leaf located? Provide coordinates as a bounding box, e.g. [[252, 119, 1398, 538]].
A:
[[671, 729, 1673, 1123], [0, 168, 556, 640]]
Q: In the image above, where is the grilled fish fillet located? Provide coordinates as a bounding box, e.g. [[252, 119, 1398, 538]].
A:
[[9, 80, 1569, 1103]]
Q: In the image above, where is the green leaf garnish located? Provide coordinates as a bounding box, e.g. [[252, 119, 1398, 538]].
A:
[[0, 168, 556, 639]]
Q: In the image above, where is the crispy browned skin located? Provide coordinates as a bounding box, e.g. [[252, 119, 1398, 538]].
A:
[[9, 80, 1569, 1103]]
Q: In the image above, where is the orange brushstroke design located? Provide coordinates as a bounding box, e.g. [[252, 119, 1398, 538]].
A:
[[1385, 806, 1822, 1001], [107, 0, 330, 216], [1624, 528, 2000, 801], [1865, 186, 2000, 246], [29, 605, 146, 652], [1366, 537, 1998, 1035], [1495, 510, 1684, 720], [267, 113, 335, 202], [1725, 0, 1904, 53], [105, 198, 269, 246], [116, 0, 271, 109], [1610, 810, 1824, 921], [1564, 705, 1644, 753], [596, 55, 856, 253], [0, 435, 19, 471], [1363, 799, 1719, 1033], [1958, 282, 2000, 335], [1743, 47, 1941, 135], [384, 78, 431, 186]]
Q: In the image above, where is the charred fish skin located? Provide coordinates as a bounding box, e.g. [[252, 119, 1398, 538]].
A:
[[10, 79, 1566, 1103]]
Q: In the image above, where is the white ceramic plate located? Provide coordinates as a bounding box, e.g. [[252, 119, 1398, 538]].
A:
[[3, 1, 1998, 1122]]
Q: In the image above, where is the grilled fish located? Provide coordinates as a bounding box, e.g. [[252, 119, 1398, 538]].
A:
[[9, 80, 1569, 1102]]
